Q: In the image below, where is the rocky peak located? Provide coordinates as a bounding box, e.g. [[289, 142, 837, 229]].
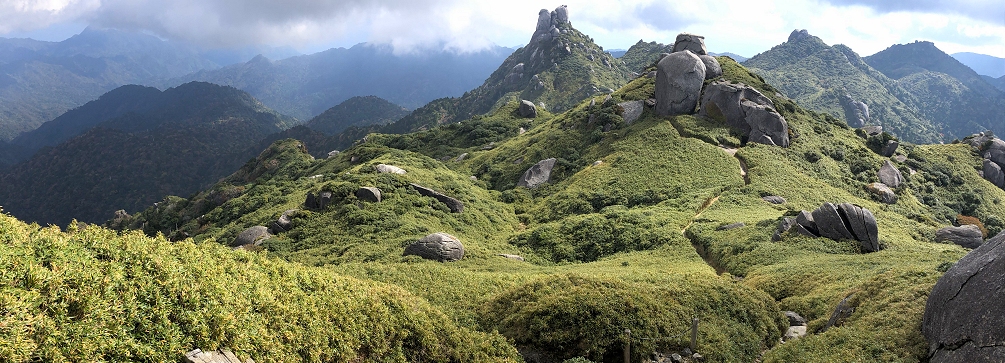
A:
[[788, 29, 811, 43], [532, 5, 571, 43]]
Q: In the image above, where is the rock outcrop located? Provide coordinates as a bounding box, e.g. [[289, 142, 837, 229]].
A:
[[935, 225, 984, 249], [699, 55, 722, 80], [923, 230, 1005, 362], [776, 203, 880, 252], [671, 33, 707, 55], [355, 187, 381, 203], [881, 140, 899, 157], [410, 183, 464, 213], [699, 81, 790, 147], [304, 191, 333, 211], [866, 182, 897, 204], [967, 131, 1005, 189], [619, 100, 644, 124], [404, 232, 465, 262], [518, 158, 557, 188], [877, 160, 904, 188], [231, 226, 270, 247], [376, 164, 406, 174], [788, 29, 811, 43], [269, 209, 297, 233], [519, 100, 538, 118], [762, 196, 786, 204], [655, 50, 706, 116]]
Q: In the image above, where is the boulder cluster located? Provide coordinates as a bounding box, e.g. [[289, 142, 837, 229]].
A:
[[840, 94, 871, 128], [774, 202, 880, 253], [923, 230, 1005, 362], [967, 131, 1005, 189], [655, 33, 789, 147]]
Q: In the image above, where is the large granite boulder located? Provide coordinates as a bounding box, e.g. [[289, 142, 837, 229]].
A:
[[231, 226, 271, 247], [518, 158, 557, 188], [744, 100, 790, 147], [552, 5, 569, 24], [269, 209, 298, 234], [779, 203, 880, 252], [878, 160, 904, 188], [671, 33, 707, 55], [519, 100, 538, 118], [410, 183, 464, 213], [923, 230, 1005, 362], [935, 225, 984, 249], [304, 191, 333, 211], [618, 100, 644, 124], [698, 55, 722, 79], [881, 140, 899, 157], [983, 159, 1004, 188], [866, 182, 897, 204], [355, 187, 381, 203], [788, 29, 811, 42], [699, 81, 789, 147], [655, 50, 706, 116], [403, 232, 465, 262]]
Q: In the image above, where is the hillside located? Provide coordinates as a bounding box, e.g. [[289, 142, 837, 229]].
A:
[[951, 52, 1005, 78], [0, 212, 519, 363], [163, 44, 512, 121], [379, 6, 633, 136], [743, 30, 942, 143], [108, 52, 1005, 362], [305, 95, 409, 135], [620, 40, 672, 73], [0, 27, 221, 141], [985, 75, 1005, 91], [8, 85, 165, 159], [0, 82, 295, 226], [864, 41, 1005, 138]]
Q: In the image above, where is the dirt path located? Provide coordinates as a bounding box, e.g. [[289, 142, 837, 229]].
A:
[[720, 146, 750, 185]]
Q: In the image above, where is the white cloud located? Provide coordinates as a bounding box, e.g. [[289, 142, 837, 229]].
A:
[[0, 0, 1003, 58]]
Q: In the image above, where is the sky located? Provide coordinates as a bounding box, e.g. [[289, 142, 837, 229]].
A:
[[1, 0, 1004, 59]]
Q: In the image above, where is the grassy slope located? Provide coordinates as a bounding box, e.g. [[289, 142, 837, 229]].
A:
[[95, 57, 1005, 363], [0, 210, 519, 363]]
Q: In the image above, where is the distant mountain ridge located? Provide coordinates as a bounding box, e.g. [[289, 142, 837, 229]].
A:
[[0, 27, 223, 141], [306, 96, 409, 135], [162, 43, 513, 121], [951, 52, 1005, 78], [864, 41, 1005, 139], [0, 82, 294, 225], [744, 30, 942, 143]]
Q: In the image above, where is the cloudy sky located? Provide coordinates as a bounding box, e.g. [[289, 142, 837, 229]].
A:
[[2, 0, 1003, 58]]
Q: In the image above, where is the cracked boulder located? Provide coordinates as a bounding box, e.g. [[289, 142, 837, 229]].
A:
[[519, 100, 538, 118], [699, 81, 789, 147], [923, 230, 1005, 362], [403, 232, 465, 262], [778, 203, 880, 252], [655, 50, 706, 116]]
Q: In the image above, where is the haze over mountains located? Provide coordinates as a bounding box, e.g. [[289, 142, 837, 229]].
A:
[[160, 43, 513, 121]]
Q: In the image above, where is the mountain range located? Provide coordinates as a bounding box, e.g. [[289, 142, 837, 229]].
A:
[[0, 27, 221, 141], [744, 30, 1005, 143], [160, 43, 513, 121], [0, 82, 294, 225], [2, 6, 1005, 363]]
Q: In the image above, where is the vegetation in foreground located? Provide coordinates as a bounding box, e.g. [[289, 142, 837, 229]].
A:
[[3, 54, 1001, 363]]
